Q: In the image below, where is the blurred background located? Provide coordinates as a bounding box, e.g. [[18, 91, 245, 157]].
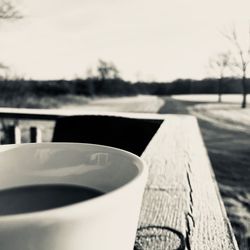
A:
[[0, 0, 249, 249]]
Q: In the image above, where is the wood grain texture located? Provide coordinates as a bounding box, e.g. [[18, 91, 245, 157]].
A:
[[137, 115, 238, 250]]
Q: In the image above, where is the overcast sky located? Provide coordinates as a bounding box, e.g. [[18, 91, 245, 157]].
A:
[[0, 0, 249, 81]]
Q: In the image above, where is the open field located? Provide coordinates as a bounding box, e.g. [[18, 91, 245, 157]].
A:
[[60, 95, 164, 113]]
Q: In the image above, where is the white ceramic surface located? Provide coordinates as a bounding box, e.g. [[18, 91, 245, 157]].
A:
[[0, 143, 148, 250]]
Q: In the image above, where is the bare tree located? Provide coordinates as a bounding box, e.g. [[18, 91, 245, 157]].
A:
[[209, 52, 232, 103], [0, 0, 22, 143], [97, 59, 120, 80], [0, 0, 22, 77], [222, 25, 250, 108], [0, 0, 22, 20]]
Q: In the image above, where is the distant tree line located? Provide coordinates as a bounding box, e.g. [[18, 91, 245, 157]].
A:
[[0, 77, 249, 100]]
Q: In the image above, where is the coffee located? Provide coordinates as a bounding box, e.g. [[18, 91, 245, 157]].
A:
[[0, 184, 103, 216]]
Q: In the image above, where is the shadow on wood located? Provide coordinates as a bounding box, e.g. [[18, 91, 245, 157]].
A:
[[52, 115, 163, 156]]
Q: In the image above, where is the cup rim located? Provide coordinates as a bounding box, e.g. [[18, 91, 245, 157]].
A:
[[0, 142, 148, 221]]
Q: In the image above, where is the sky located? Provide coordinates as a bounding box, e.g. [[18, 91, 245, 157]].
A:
[[0, 0, 250, 82]]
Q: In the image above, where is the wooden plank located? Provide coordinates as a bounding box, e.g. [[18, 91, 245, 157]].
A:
[[0, 107, 166, 121], [0, 108, 62, 120], [137, 115, 238, 250], [184, 117, 238, 250]]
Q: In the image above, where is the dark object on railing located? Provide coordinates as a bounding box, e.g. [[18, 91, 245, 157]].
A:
[[0, 125, 21, 144], [30, 127, 42, 143], [1, 126, 42, 144], [52, 115, 162, 156]]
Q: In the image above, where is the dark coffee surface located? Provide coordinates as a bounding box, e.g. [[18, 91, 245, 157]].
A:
[[0, 184, 103, 216]]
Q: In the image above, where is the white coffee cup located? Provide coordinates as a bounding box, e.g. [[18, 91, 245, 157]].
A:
[[0, 143, 148, 250]]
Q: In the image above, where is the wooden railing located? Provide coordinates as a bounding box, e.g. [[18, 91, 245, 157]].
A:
[[0, 108, 64, 144], [0, 125, 43, 144], [0, 108, 239, 249], [0, 107, 164, 144]]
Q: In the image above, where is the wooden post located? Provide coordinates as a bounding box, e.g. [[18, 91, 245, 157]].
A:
[[30, 127, 42, 143]]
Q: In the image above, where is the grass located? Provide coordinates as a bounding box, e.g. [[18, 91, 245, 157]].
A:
[[0, 94, 90, 109]]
